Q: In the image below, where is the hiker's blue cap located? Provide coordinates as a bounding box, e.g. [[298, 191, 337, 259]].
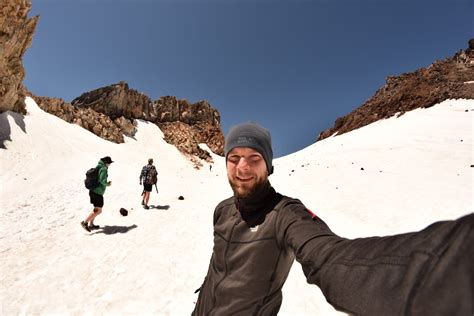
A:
[[224, 122, 274, 175], [101, 156, 114, 164]]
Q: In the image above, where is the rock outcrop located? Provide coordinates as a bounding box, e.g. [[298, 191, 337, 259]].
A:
[[34, 96, 136, 143], [70, 82, 225, 160], [318, 40, 474, 141], [71, 81, 156, 121], [0, 0, 38, 114], [155, 97, 224, 157]]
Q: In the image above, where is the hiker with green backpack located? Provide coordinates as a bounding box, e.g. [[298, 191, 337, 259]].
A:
[[81, 156, 113, 232], [139, 158, 158, 209]]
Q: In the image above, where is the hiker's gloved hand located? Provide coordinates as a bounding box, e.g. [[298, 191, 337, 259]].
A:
[[139, 181, 142, 185]]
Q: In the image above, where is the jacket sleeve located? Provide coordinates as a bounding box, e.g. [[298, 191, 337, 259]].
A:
[[276, 201, 473, 315], [98, 167, 108, 187]]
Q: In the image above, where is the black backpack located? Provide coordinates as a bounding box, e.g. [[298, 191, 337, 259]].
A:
[[84, 167, 100, 189]]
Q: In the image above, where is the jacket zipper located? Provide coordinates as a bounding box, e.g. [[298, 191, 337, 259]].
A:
[[208, 217, 240, 314]]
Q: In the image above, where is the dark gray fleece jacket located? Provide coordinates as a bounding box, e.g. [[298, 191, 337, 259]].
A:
[[193, 184, 473, 315]]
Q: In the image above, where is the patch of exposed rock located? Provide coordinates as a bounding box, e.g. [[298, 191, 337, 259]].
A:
[[0, 0, 38, 114], [33, 95, 136, 143], [159, 121, 212, 168], [72, 81, 156, 121], [318, 39, 474, 141], [155, 97, 224, 157], [70, 82, 225, 161]]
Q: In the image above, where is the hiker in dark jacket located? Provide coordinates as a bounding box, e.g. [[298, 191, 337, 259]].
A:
[[192, 122, 473, 316], [81, 156, 113, 232], [139, 158, 157, 209]]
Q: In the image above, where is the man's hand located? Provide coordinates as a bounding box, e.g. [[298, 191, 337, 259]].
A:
[[107, 181, 112, 186]]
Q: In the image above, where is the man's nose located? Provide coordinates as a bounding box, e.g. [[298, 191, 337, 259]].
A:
[[236, 157, 250, 170]]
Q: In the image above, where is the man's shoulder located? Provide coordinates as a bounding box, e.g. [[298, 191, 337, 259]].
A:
[[275, 195, 304, 209], [276, 195, 319, 221], [272, 194, 307, 215], [98, 165, 108, 173], [142, 164, 155, 171], [212, 196, 235, 225], [215, 196, 235, 210]]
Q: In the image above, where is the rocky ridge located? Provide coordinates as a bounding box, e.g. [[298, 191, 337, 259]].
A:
[[33, 81, 224, 166], [7, 0, 471, 160], [318, 40, 474, 141], [0, 0, 38, 114], [33, 96, 136, 143], [0, 0, 224, 165], [71, 82, 224, 159]]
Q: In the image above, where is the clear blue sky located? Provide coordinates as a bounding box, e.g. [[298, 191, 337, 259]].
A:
[[24, 0, 473, 157]]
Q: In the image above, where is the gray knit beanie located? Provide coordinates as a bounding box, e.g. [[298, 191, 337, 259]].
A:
[[224, 122, 274, 175]]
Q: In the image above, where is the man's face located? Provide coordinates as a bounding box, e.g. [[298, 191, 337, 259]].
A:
[[227, 147, 268, 199]]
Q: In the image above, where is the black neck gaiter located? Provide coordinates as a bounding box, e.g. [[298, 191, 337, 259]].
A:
[[235, 181, 283, 227]]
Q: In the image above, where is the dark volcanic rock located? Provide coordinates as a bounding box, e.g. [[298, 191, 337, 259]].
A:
[[0, 0, 38, 114], [318, 40, 474, 141]]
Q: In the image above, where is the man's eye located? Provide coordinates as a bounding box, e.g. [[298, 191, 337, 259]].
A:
[[228, 156, 240, 163], [249, 155, 262, 162]]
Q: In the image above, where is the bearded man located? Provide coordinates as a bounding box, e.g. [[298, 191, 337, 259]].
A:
[[192, 122, 473, 316]]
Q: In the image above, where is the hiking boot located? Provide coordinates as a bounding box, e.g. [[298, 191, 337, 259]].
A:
[[144, 205, 150, 209], [89, 224, 100, 230], [80, 221, 91, 232]]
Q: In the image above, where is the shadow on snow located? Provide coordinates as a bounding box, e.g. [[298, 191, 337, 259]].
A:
[[91, 224, 138, 235]]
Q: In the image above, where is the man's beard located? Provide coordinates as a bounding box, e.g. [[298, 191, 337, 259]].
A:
[[228, 175, 268, 199]]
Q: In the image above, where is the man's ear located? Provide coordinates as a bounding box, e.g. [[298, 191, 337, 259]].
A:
[[268, 165, 274, 175]]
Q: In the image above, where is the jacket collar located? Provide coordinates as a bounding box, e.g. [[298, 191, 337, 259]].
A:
[[235, 181, 282, 227]]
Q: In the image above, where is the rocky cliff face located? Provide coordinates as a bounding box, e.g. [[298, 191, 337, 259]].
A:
[[34, 95, 136, 143], [318, 40, 474, 141], [0, 0, 38, 114], [71, 81, 156, 121], [70, 82, 224, 162], [155, 97, 224, 158]]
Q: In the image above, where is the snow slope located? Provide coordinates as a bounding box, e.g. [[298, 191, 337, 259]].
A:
[[0, 97, 472, 315]]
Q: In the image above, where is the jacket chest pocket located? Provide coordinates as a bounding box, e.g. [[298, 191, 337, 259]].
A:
[[228, 236, 280, 282], [213, 216, 280, 280]]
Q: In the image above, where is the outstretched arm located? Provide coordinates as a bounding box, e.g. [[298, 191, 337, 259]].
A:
[[277, 202, 473, 315]]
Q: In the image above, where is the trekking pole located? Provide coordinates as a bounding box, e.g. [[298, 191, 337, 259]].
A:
[[155, 184, 159, 193]]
